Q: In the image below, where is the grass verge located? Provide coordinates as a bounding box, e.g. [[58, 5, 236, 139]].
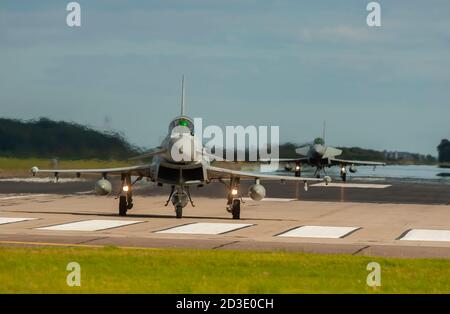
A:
[[0, 157, 131, 177], [0, 246, 449, 293]]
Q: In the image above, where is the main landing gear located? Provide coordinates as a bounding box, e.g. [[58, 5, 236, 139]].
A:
[[226, 177, 241, 219], [340, 165, 347, 182], [294, 162, 302, 177], [164, 185, 195, 218], [118, 174, 136, 216]]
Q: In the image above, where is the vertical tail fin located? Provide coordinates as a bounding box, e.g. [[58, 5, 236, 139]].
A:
[[322, 120, 326, 144], [180, 75, 185, 116]]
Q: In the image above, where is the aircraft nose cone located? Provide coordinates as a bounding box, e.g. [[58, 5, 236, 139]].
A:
[[168, 134, 196, 162], [314, 144, 325, 154]]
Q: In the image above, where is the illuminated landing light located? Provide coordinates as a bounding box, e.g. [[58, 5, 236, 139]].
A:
[[122, 185, 129, 192], [231, 188, 238, 196]]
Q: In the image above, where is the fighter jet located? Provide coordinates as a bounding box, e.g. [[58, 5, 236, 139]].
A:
[[282, 137, 386, 181], [31, 77, 330, 219], [263, 134, 385, 181]]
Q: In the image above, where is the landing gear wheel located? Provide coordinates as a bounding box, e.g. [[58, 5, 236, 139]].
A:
[[341, 172, 347, 182], [119, 195, 127, 216], [231, 199, 241, 220], [175, 205, 183, 219]]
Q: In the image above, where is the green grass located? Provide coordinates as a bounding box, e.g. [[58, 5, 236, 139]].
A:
[[0, 246, 449, 293], [0, 157, 131, 177]]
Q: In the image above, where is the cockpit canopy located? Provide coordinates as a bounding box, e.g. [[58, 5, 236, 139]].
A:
[[168, 116, 195, 135], [313, 137, 325, 145]]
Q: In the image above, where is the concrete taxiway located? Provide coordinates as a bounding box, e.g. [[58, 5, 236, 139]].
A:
[[0, 179, 449, 258]]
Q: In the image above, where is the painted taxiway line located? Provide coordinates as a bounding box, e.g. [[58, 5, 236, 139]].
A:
[[0, 177, 87, 183], [399, 229, 450, 242], [277, 226, 360, 239], [242, 197, 296, 202], [36, 219, 143, 232], [156, 222, 253, 235], [0, 240, 166, 251], [0, 194, 52, 200], [311, 183, 391, 189], [0, 217, 37, 225]]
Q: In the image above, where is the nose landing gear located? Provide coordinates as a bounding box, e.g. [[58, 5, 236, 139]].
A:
[[165, 185, 193, 218]]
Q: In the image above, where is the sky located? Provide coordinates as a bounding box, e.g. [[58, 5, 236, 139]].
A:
[[1, 0, 449, 155]]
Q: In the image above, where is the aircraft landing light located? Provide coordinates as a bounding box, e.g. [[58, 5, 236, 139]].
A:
[[399, 229, 450, 242], [311, 183, 391, 189], [0, 217, 37, 225], [36, 219, 142, 232], [277, 226, 360, 239], [155, 222, 253, 235]]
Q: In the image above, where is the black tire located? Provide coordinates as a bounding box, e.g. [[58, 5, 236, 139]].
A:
[[294, 170, 301, 177], [231, 199, 241, 219], [342, 172, 347, 182], [175, 205, 183, 219], [119, 195, 127, 216]]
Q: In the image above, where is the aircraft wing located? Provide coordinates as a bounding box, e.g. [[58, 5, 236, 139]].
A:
[[295, 146, 310, 156], [31, 164, 153, 177], [329, 158, 386, 166], [322, 147, 343, 159], [206, 165, 329, 183]]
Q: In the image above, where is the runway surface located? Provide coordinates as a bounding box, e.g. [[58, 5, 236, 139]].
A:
[[0, 177, 449, 204], [0, 179, 449, 258]]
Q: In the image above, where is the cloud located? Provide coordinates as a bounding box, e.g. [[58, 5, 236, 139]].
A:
[[298, 26, 374, 42], [0, 0, 449, 154]]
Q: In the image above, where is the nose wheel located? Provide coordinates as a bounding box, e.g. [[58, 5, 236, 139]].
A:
[[167, 186, 190, 219], [175, 204, 183, 219]]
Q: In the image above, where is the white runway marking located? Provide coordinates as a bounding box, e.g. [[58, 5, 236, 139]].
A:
[[0, 217, 37, 225], [0, 177, 87, 183], [399, 229, 450, 242], [242, 197, 296, 202], [0, 194, 51, 200], [156, 222, 253, 235], [277, 225, 360, 239], [37, 219, 142, 231], [311, 183, 391, 189]]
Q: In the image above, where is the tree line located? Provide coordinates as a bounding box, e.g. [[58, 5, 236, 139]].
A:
[[0, 117, 444, 164], [0, 118, 140, 159]]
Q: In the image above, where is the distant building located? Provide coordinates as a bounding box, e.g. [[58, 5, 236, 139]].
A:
[[383, 150, 435, 163]]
